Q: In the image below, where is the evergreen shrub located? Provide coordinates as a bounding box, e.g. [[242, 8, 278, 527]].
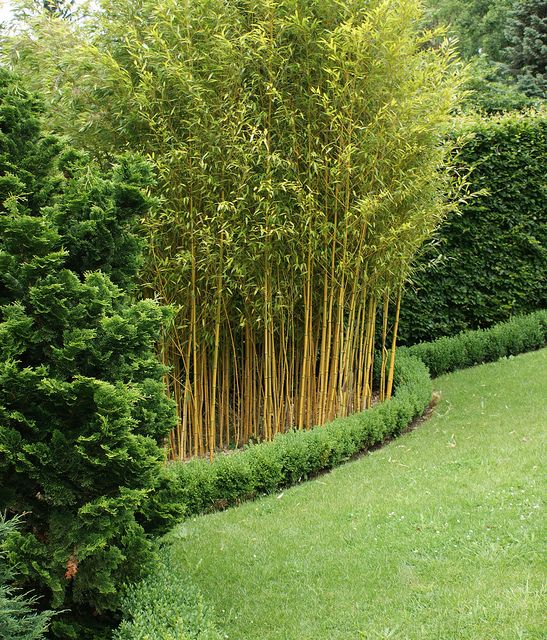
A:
[[398, 111, 546, 344], [0, 516, 52, 640], [0, 69, 176, 638], [113, 551, 220, 640]]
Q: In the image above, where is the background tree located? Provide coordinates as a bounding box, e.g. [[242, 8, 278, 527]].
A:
[[505, 0, 547, 97], [462, 56, 535, 111], [424, 0, 545, 110], [41, 0, 75, 18], [9, 0, 77, 20], [424, 0, 514, 60], [0, 68, 176, 638]]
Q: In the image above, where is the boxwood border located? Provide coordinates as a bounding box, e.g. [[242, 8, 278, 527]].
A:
[[145, 309, 547, 530]]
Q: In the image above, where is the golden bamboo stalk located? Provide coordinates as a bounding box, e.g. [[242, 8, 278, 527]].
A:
[[386, 286, 402, 400]]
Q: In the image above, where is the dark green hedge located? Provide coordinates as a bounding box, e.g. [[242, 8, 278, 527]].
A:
[[398, 112, 546, 345]]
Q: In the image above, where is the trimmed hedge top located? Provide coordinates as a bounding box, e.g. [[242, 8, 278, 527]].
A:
[[402, 309, 547, 378]]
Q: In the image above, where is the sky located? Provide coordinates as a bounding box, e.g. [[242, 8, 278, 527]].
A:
[[0, 1, 12, 23]]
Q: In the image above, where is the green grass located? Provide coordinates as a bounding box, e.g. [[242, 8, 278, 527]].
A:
[[166, 349, 547, 640]]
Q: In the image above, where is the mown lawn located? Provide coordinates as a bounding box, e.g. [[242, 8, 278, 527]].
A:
[[166, 349, 546, 640]]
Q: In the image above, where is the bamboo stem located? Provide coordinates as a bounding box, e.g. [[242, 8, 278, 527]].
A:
[[386, 286, 402, 400]]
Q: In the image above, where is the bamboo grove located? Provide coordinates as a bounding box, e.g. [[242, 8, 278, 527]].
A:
[[6, 0, 466, 459]]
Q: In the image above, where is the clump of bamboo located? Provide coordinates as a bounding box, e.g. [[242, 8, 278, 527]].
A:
[[6, 0, 467, 458]]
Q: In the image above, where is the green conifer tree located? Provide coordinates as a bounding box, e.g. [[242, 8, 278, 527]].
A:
[[0, 69, 176, 638], [0, 516, 53, 640], [505, 0, 547, 97]]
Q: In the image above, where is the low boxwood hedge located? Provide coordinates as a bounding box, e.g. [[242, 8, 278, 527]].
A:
[[113, 549, 220, 640], [122, 310, 546, 639], [145, 310, 547, 535], [146, 353, 432, 532], [401, 309, 547, 378]]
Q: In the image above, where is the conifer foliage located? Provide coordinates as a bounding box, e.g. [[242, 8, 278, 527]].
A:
[[0, 69, 176, 638], [0, 516, 52, 640], [506, 0, 547, 97]]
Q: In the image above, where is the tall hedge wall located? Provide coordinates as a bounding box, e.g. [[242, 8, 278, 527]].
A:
[[398, 111, 546, 345]]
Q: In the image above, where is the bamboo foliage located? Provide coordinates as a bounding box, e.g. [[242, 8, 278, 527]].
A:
[[6, 0, 467, 458]]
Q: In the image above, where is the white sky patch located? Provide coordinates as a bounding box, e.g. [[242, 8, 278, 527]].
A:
[[0, 0, 12, 23]]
